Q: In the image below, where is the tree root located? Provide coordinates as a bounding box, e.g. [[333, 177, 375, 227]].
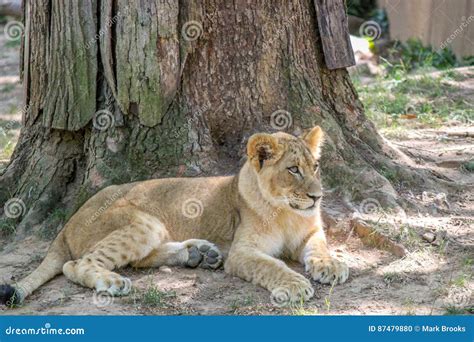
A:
[[350, 218, 407, 258]]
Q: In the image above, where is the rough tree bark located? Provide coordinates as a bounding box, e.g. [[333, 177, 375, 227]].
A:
[[0, 0, 445, 243]]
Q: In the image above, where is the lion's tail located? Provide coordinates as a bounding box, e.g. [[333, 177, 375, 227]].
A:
[[0, 231, 71, 306]]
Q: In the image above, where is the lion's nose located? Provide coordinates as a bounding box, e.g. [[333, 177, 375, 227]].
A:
[[307, 193, 322, 203]]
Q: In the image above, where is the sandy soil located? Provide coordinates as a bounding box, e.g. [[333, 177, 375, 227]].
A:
[[0, 22, 472, 316]]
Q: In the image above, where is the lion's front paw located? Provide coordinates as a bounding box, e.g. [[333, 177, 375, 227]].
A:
[[306, 256, 349, 284], [270, 276, 314, 306]]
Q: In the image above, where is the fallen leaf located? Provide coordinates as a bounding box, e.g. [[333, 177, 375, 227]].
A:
[[400, 113, 418, 119]]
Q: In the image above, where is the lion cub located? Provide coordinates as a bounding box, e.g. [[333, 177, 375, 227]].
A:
[[0, 126, 348, 306]]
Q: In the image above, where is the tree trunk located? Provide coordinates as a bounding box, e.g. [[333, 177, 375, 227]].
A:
[[0, 0, 444, 242]]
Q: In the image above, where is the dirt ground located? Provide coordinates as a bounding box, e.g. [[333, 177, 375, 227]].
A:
[[0, 22, 472, 315]]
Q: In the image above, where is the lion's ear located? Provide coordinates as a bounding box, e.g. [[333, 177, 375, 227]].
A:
[[301, 126, 324, 158], [247, 133, 281, 171]]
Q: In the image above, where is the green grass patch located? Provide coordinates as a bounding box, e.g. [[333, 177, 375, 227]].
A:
[[386, 39, 473, 73], [291, 306, 319, 316], [131, 285, 176, 309], [229, 295, 255, 312], [354, 38, 474, 128], [383, 272, 405, 285], [444, 306, 473, 315], [1, 83, 15, 93], [0, 219, 16, 238], [5, 39, 21, 48], [0, 136, 15, 160], [394, 225, 423, 250], [355, 67, 473, 128]]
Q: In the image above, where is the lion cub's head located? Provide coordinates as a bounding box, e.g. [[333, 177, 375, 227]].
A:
[[246, 126, 324, 217]]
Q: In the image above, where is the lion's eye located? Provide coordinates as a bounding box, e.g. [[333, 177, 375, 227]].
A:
[[314, 163, 320, 172], [288, 166, 300, 175]]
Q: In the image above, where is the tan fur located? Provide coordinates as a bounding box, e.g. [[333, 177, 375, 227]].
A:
[[9, 126, 348, 305]]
